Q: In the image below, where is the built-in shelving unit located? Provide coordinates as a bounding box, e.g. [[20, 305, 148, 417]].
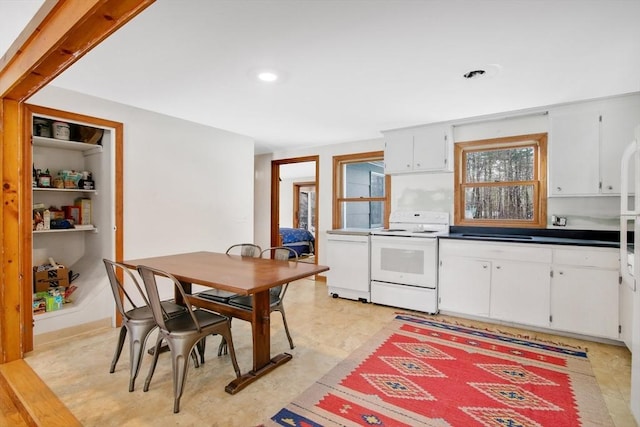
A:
[[26, 104, 123, 347]]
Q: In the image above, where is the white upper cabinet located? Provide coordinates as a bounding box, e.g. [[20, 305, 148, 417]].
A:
[[600, 95, 640, 194], [383, 124, 451, 174], [549, 93, 640, 196], [383, 128, 414, 173], [549, 106, 600, 195]]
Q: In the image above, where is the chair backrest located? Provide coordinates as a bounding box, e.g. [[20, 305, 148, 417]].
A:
[[260, 246, 298, 262], [260, 247, 298, 299], [136, 265, 202, 333], [103, 259, 151, 319], [226, 243, 262, 257]]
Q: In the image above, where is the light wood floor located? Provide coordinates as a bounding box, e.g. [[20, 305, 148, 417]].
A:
[[25, 279, 637, 426]]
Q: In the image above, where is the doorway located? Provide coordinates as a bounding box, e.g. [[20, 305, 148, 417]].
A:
[[271, 156, 319, 264]]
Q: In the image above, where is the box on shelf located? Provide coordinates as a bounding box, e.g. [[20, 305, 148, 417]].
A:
[[62, 205, 80, 224], [74, 198, 92, 225], [49, 209, 65, 220], [33, 204, 45, 231], [33, 266, 69, 293], [45, 293, 64, 311], [32, 295, 46, 314], [77, 126, 103, 145], [33, 287, 66, 313]]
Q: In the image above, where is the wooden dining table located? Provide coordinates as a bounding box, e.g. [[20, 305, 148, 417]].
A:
[[121, 251, 329, 394]]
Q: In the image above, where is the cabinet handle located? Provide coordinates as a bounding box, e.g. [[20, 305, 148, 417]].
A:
[[556, 187, 562, 191], [607, 185, 613, 190], [406, 164, 411, 168], [482, 264, 488, 269], [559, 271, 564, 275], [416, 163, 421, 167], [496, 265, 501, 269]]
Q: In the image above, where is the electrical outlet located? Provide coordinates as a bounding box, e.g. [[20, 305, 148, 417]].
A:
[[552, 215, 567, 226]]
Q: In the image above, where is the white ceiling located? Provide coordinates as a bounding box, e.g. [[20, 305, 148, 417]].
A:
[[2, 0, 640, 154]]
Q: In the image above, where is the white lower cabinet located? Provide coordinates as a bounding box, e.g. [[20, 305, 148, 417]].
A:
[[438, 256, 491, 316], [550, 247, 619, 340], [438, 239, 620, 340], [490, 260, 550, 328]]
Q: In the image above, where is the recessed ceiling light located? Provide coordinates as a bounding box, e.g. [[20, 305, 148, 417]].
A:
[[257, 71, 279, 82]]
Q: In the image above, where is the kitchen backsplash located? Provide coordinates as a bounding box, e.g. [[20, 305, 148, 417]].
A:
[[391, 172, 621, 231], [547, 196, 621, 230]]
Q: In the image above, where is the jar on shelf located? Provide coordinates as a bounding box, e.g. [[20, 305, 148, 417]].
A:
[[33, 118, 51, 138], [38, 169, 51, 188], [52, 121, 70, 140]]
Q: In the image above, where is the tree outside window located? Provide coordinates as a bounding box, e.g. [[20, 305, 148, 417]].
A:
[[454, 133, 547, 228]]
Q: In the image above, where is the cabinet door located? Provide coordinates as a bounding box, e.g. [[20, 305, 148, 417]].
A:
[[412, 125, 449, 172], [600, 95, 640, 194], [550, 267, 619, 339], [384, 129, 414, 174], [620, 278, 634, 348], [490, 261, 550, 327], [438, 256, 491, 316], [549, 108, 600, 195]]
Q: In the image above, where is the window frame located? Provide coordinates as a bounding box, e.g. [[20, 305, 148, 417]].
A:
[[332, 151, 391, 229], [454, 133, 547, 228]]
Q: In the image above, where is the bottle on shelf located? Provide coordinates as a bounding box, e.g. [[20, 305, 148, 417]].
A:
[[38, 169, 51, 188]]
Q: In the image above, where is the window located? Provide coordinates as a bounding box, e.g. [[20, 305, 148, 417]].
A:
[[333, 151, 390, 229], [454, 133, 547, 228]]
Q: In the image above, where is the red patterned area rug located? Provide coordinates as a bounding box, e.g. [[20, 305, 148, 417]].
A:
[[266, 314, 613, 426]]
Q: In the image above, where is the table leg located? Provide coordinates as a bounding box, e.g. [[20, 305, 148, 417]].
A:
[[224, 289, 292, 394], [177, 280, 192, 305]]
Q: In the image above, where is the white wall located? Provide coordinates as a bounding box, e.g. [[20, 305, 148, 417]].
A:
[[279, 176, 315, 228], [255, 139, 385, 266], [28, 85, 255, 333]]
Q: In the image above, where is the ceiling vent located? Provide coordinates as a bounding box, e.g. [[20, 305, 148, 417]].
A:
[[463, 70, 486, 79]]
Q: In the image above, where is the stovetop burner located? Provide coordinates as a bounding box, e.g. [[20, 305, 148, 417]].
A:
[[371, 211, 449, 237]]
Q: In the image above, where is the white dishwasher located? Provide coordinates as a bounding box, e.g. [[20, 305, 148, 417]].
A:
[[326, 230, 371, 302]]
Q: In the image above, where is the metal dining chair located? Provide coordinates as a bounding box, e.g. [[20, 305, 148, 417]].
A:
[[137, 265, 241, 413], [103, 259, 188, 392], [196, 243, 261, 304], [228, 246, 298, 349]]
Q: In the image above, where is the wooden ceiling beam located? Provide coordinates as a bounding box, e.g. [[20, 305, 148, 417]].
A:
[[0, 0, 155, 101]]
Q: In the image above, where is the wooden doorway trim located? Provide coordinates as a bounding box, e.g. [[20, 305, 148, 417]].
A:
[[1, 0, 152, 363], [270, 156, 319, 264]]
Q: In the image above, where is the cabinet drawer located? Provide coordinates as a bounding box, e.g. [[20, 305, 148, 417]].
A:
[[439, 240, 551, 263], [552, 247, 619, 269]]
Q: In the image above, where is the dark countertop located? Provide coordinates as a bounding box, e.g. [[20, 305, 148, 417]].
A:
[[326, 228, 378, 236], [442, 226, 624, 248]]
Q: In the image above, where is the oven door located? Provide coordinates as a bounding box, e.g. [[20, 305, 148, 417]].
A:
[[370, 235, 437, 288]]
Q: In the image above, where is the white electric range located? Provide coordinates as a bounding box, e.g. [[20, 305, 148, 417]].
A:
[[370, 211, 449, 314]]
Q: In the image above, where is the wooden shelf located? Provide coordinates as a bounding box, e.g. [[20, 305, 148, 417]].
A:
[[32, 136, 102, 155]]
